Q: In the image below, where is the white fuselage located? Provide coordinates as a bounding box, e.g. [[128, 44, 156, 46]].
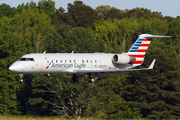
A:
[[9, 53, 134, 74], [9, 34, 170, 78]]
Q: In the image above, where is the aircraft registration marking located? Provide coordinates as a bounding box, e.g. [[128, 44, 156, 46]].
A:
[[99, 65, 107, 68]]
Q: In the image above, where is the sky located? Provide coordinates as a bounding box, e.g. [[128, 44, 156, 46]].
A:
[[1, 0, 180, 18]]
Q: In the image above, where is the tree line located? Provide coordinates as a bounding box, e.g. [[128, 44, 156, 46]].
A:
[[0, 0, 180, 119]]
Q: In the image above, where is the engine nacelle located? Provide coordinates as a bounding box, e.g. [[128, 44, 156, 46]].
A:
[[112, 54, 136, 64]]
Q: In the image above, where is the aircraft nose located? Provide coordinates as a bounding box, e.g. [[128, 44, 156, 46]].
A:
[[9, 63, 20, 72], [9, 66, 12, 71], [9, 65, 16, 71]]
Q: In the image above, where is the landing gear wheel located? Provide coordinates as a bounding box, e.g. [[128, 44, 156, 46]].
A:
[[73, 75, 79, 82], [19, 79, 23, 82], [19, 73, 23, 82], [88, 75, 95, 83]]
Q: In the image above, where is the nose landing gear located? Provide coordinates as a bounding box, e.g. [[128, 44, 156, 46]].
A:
[[19, 73, 23, 82]]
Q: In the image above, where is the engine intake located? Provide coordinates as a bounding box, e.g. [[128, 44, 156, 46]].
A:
[[112, 54, 136, 64]]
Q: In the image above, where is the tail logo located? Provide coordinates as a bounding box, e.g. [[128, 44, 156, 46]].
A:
[[128, 38, 151, 64]]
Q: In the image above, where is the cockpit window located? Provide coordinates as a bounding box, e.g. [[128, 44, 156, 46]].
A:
[[27, 58, 34, 61], [19, 58, 27, 61], [19, 58, 34, 61]]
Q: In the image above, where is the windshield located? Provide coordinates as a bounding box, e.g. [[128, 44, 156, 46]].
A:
[[19, 58, 34, 61]]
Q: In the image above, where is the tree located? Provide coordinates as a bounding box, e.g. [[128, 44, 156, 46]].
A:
[[122, 48, 180, 119], [17, 1, 37, 13], [29, 74, 101, 118], [17, 0, 59, 25], [95, 5, 116, 18], [43, 25, 104, 53], [38, 0, 56, 14], [169, 17, 180, 54], [13, 8, 55, 53], [58, 1, 99, 28], [93, 18, 138, 53], [0, 16, 22, 115], [0, 4, 17, 18], [0, 8, 54, 114], [106, 8, 125, 20]]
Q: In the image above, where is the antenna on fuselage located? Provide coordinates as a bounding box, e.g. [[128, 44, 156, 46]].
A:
[[71, 51, 74, 54], [43, 51, 46, 54]]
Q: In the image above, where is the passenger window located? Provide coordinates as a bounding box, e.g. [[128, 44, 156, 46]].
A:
[[65, 60, 67, 62], [47, 61, 49, 63], [60, 60, 62, 63], [95, 60, 97, 63], [87, 60, 88, 63], [70, 60, 71, 63], [51, 60, 53, 63], [91, 61, 92, 63], [82, 60, 84, 63], [56, 60, 58, 63], [74, 60, 76, 63]]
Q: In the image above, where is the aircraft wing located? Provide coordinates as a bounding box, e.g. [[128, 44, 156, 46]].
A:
[[73, 59, 156, 74]]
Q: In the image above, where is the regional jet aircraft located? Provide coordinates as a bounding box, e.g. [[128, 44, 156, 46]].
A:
[[9, 34, 170, 82]]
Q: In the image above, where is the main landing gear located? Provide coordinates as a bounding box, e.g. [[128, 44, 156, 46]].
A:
[[19, 73, 23, 82], [73, 74, 79, 82], [72, 74, 95, 83], [88, 75, 95, 83]]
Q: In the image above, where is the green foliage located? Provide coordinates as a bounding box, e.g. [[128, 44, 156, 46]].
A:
[[38, 0, 56, 14], [93, 18, 138, 53], [105, 7, 165, 21], [169, 17, 180, 54], [0, 16, 21, 115], [43, 25, 103, 53], [0, 4, 17, 18], [0, 0, 180, 119], [17, 0, 59, 25], [0, 7, 54, 115], [122, 48, 180, 119], [29, 74, 101, 118], [13, 8, 55, 53], [95, 5, 116, 18], [136, 17, 169, 35], [58, 1, 99, 28]]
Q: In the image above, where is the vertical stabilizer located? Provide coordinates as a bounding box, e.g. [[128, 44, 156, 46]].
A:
[[127, 34, 170, 67]]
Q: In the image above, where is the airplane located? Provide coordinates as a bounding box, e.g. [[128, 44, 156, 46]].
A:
[[9, 34, 170, 82]]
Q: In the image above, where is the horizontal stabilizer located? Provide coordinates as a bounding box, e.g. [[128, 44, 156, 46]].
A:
[[139, 34, 171, 38]]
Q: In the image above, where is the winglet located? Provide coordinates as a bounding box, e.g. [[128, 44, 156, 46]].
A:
[[147, 59, 156, 69]]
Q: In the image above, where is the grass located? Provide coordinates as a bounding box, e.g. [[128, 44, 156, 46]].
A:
[[0, 115, 69, 120], [1, 115, 178, 120], [0, 115, 105, 120]]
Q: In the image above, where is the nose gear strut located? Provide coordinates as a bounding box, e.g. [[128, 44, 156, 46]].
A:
[[19, 73, 23, 82]]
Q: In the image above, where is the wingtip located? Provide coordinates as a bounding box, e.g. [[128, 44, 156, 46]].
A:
[[148, 59, 156, 69]]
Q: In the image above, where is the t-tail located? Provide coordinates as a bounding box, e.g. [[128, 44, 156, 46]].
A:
[[127, 34, 170, 68]]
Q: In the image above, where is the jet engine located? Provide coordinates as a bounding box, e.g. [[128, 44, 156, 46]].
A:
[[112, 54, 136, 64]]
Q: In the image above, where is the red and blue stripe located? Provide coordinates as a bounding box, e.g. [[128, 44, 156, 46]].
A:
[[128, 38, 151, 64]]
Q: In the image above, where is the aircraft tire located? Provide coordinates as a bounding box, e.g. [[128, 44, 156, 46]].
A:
[[73, 76, 79, 82], [19, 79, 23, 82], [88, 77, 95, 83]]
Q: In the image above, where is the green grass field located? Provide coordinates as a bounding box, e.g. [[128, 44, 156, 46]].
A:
[[0, 115, 105, 120], [0, 116, 179, 120], [0, 115, 70, 120]]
